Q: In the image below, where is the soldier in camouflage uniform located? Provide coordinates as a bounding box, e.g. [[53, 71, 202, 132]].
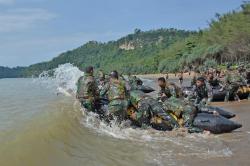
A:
[[100, 71, 128, 123], [167, 82, 183, 98], [162, 97, 196, 127], [190, 77, 212, 107], [76, 66, 99, 112], [128, 90, 179, 130], [162, 97, 203, 133], [178, 71, 184, 86], [223, 71, 246, 102], [97, 70, 108, 98], [128, 75, 143, 90], [157, 77, 172, 101], [206, 72, 221, 87], [128, 90, 202, 132]]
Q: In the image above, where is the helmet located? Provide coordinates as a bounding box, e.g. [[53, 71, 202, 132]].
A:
[[110, 70, 119, 79], [197, 77, 205, 82], [85, 66, 94, 74]]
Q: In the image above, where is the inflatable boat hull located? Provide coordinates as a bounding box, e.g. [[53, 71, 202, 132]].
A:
[[137, 85, 155, 93], [193, 113, 242, 134], [200, 106, 235, 119], [183, 86, 249, 102]]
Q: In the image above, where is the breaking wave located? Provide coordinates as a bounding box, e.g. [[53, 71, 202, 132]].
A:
[[35, 63, 83, 96]]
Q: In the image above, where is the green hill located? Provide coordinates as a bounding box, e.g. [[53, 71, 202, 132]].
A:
[[1, 2, 250, 78], [22, 28, 195, 76], [0, 66, 26, 78]]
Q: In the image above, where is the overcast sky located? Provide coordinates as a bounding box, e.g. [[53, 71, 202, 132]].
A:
[[0, 0, 243, 67]]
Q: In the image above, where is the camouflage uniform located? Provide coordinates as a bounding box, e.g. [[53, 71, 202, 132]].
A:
[[162, 97, 198, 128], [207, 77, 220, 87], [128, 75, 143, 90], [168, 83, 183, 98], [192, 84, 211, 107], [157, 86, 172, 101], [224, 73, 245, 101], [101, 79, 128, 122], [129, 90, 179, 130], [76, 74, 99, 112]]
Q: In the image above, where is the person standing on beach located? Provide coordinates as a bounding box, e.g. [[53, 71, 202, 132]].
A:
[[166, 72, 169, 80], [178, 71, 184, 86]]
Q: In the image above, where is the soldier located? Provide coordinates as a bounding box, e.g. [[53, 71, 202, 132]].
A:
[[128, 90, 203, 133], [100, 70, 128, 123], [97, 71, 109, 104], [224, 71, 246, 102], [166, 72, 169, 80], [128, 90, 179, 130], [191, 77, 212, 107], [128, 75, 143, 90], [167, 82, 184, 98], [157, 77, 172, 101], [97, 70, 106, 82], [191, 70, 201, 86], [162, 97, 203, 133], [206, 72, 223, 87], [76, 66, 99, 112], [178, 71, 184, 86], [97, 70, 106, 92]]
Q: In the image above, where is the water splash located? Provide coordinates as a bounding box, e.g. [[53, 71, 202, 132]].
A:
[[53, 63, 83, 94], [35, 63, 83, 96]]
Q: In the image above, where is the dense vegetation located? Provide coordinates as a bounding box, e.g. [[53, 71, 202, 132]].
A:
[[0, 66, 26, 78], [1, 2, 250, 78], [158, 1, 250, 72]]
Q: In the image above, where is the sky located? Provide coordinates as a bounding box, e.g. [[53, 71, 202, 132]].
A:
[[0, 0, 244, 67]]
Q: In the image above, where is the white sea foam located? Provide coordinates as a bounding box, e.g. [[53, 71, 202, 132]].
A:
[[35, 63, 83, 96]]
